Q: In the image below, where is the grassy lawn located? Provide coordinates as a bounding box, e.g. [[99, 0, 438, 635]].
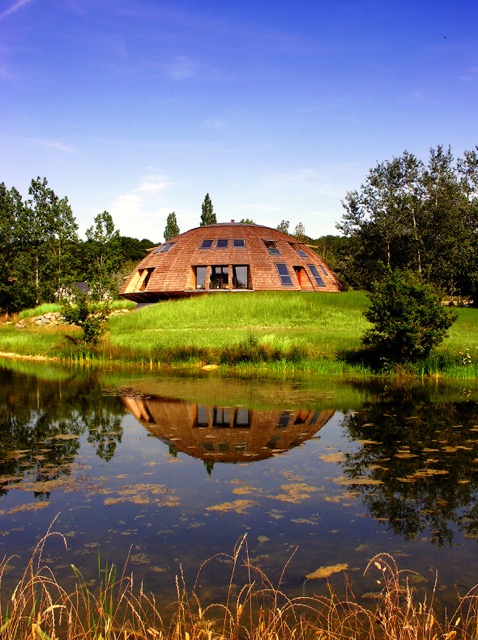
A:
[[0, 323, 67, 357], [108, 291, 370, 358], [1, 291, 478, 377]]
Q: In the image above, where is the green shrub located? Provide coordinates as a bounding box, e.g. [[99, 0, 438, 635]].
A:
[[62, 293, 110, 347], [362, 270, 456, 366]]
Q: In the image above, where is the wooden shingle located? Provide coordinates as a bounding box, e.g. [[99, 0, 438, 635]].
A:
[[120, 222, 342, 302]]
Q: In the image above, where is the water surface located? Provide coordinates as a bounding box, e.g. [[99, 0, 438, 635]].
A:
[[1, 362, 478, 610]]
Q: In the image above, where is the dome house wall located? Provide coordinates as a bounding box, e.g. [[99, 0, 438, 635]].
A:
[[120, 222, 342, 302]]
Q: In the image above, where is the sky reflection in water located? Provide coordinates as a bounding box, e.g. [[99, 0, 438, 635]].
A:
[[1, 363, 478, 609]]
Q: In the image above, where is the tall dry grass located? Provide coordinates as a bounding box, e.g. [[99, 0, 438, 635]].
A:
[[0, 522, 476, 640]]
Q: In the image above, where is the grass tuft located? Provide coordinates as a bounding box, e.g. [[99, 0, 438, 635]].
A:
[[18, 303, 62, 319], [1, 524, 478, 639]]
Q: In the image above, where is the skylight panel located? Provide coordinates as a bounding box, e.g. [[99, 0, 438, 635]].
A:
[[264, 240, 281, 255], [154, 242, 175, 254], [290, 243, 308, 257], [276, 263, 293, 286], [308, 264, 326, 287]]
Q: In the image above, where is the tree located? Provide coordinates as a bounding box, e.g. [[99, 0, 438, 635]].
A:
[[0, 183, 23, 311], [85, 211, 122, 300], [119, 236, 157, 263], [276, 220, 289, 234], [338, 146, 478, 296], [421, 146, 475, 296], [362, 269, 456, 366], [164, 212, 180, 241], [62, 291, 110, 347], [17, 177, 79, 306], [200, 193, 216, 226], [339, 152, 426, 288], [294, 222, 306, 242], [239, 217, 254, 224]]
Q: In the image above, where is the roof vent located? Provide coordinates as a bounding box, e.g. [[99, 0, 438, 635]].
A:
[[231, 219, 235, 223]]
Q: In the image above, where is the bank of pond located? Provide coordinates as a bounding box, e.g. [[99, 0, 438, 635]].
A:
[[1, 361, 478, 638], [1, 291, 478, 378]]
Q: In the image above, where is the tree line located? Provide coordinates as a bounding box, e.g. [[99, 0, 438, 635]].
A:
[[0, 177, 157, 313], [4, 145, 477, 314], [333, 145, 478, 299]]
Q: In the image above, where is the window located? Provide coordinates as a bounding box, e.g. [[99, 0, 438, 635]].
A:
[[267, 434, 282, 448], [320, 265, 328, 276], [200, 239, 214, 249], [212, 407, 230, 427], [276, 263, 293, 286], [195, 266, 207, 289], [233, 409, 251, 428], [263, 240, 281, 255], [232, 265, 249, 289], [290, 243, 307, 257], [294, 410, 308, 425], [216, 239, 228, 249], [195, 405, 209, 428], [154, 242, 175, 254], [308, 264, 325, 287], [210, 265, 229, 289], [125, 268, 154, 293], [277, 411, 292, 428], [309, 411, 322, 426], [233, 239, 245, 248]]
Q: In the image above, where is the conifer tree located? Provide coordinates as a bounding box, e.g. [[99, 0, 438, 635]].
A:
[[164, 212, 180, 241], [200, 193, 216, 226]]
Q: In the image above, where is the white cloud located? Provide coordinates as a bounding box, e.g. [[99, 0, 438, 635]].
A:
[[164, 55, 201, 80], [0, 0, 34, 21], [202, 117, 227, 130], [248, 202, 280, 213], [460, 66, 478, 82], [28, 137, 76, 153], [109, 174, 174, 238]]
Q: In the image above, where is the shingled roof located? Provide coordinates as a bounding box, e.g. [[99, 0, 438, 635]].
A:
[[120, 222, 342, 302]]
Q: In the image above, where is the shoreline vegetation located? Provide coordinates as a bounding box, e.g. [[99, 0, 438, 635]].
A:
[[0, 291, 477, 378], [1, 526, 477, 640]]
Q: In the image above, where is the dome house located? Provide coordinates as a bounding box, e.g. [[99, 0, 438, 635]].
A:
[[120, 222, 342, 303]]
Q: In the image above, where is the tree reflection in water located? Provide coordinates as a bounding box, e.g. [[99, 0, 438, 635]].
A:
[[340, 384, 478, 546], [0, 366, 125, 501]]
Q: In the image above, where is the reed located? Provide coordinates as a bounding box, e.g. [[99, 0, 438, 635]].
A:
[[0, 524, 476, 640]]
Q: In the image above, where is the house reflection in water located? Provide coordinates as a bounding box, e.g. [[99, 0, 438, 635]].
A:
[[122, 395, 334, 471]]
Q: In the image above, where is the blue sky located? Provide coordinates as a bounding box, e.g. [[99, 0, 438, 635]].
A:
[[1, 0, 477, 241]]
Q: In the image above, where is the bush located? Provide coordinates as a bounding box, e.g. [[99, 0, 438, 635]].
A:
[[362, 270, 456, 366], [62, 293, 110, 347]]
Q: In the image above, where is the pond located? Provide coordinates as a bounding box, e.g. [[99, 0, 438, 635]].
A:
[[1, 361, 478, 613]]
